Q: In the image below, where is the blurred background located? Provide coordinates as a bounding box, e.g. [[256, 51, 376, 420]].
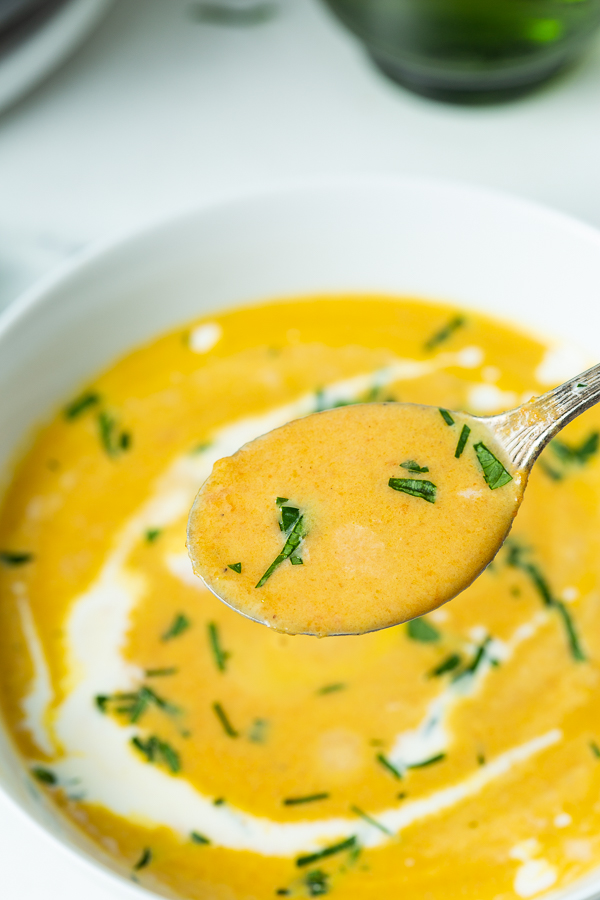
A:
[[1, 1, 600, 896]]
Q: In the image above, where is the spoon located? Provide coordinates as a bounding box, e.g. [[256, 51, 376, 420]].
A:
[[187, 363, 600, 637]]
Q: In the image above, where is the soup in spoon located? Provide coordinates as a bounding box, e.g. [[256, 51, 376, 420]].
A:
[[188, 402, 525, 635]]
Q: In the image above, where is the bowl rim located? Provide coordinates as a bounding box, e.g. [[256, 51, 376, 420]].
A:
[[2, 173, 600, 900]]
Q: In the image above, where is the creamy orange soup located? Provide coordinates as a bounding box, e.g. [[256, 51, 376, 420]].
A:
[[188, 404, 524, 636], [1, 296, 600, 900]]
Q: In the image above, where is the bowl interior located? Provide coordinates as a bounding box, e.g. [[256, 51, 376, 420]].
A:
[[1, 178, 600, 899]]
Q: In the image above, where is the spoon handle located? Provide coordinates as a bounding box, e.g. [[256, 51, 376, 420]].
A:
[[485, 363, 600, 470]]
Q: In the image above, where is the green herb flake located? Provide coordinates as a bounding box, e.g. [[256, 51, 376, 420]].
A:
[[590, 741, 600, 759], [256, 514, 306, 588], [407, 617, 440, 643], [162, 613, 191, 641], [305, 869, 330, 896], [145, 667, 177, 677], [145, 528, 161, 543], [228, 562, 242, 573], [213, 702, 238, 738], [131, 735, 181, 773], [213, 797, 226, 806], [290, 555, 303, 565], [208, 622, 230, 672], [276, 497, 289, 506], [32, 766, 57, 785], [539, 460, 563, 482], [0, 551, 33, 566], [389, 478, 437, 503], [439, 408, 455, 426], [281, 506, 300, 531], [133, 848, 152, 871], [455, 424, 471, 459], [424, 315, 466, 352], [317, 683, 347, 695], [98, 686, 179, 723], [400, 459, 429, 473], [428, 653, 462, 677], [375, 753, 402, 780], [64, 391, 100, 419], [473, 442, 513, 489], [248, 718, 269, 743], [191, 831, 210, 845], [577, 383, 587, 388], [350, 805, 392, 835], [551, 431, 599, 467], [284, 793, 330, 806], [296, 836, 358, 868], [407, 753, 446, 769]]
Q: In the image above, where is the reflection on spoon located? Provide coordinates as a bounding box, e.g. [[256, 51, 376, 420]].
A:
[[187, 364, 600, 637]]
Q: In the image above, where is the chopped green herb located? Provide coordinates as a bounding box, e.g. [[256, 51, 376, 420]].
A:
[[228, 562, 242, 573], [590, 741, 600, 759], [0, 551, 33, 566], [133, 848, 152, 871], [276, 890, 290, 897], [375, 753, 402, 780], [473, 442, 513, 489], [145, 667, 177, 677], [455, 637, 491, 679], [577, 383, 588, 388], [98, 411, 131, 457], [213, 702, 238, 738], [191, 442, 211, 454], [213, 797, 226, 806], [350, 805, 392, 835], [120, 432, 132, 450], [256, 514, 306, 588], [131, 736, 181, 773], [407, 753, 446, 769], [162, 613, 191, 641], [455, 424, 471, 459], [276, 497, 289, 506], [32, 766, 57, 785], [551, 432, 599, 466], [388, 478, 437, 503], [248, 718, 269, 743], [429, 653, 462, 677], [400, 460, 429, 473], [145, 528, 161, 543], [208, 622, 230, 672], [424, 315, 466, 352], [280, 506, 300, 531], [96, 686, 179, 723], [64, 391, 100, 419], [555, 600, 586, 662], [284, 793, 330, 806], [407, 617, 440, 642], [539, 460, 563, 482], [477, 754, 486, 766], [317, 683, 346, 695], [290, 555, 303, 565], [191, 831, 210, 845], [305, 869, 330, 896], [439, 408, 455, 426], [296, 836, 358, 868]]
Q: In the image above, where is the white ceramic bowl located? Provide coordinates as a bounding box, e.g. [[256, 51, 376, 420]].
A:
[[1, 177, 600, 900]]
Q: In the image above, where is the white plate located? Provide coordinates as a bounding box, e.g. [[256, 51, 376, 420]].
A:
[[0, 0, 113, 115], [1, 177, 600, 900]]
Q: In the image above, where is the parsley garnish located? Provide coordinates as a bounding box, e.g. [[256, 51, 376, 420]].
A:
[[428, 653, 462, 677], [455, 424, 471, 458], [276, 497, 289, 506], [64, 390, 100, 419], [256, 504, 307, 588], [350, 805, 392, 835], [162, 613, 191, 641], [317, 683, 346, 695], [228, 562, 242, 573], [145, 528, 161, 543], [32, 766, 57, 785], [400, 460, 429, 473], [0, 551, 33, 566], [284, 793, 330, 806], [550, 431, 599, 467], [290, 555, 303, 565], [213, 702, 238, 738], [407, 617, 440, 642], [296, 836, 357, 868], [454, 637, 491, 679], [191, 831, 210, 845], [388, 478, 437, 503], [96, 686, 179, 723], [131, 736, 181, 773], [375, 753, 402, 779], [98, 411, 131, 457], [473, 442, 513, 489], [424, 315, 466, 352], [207, 622, 230, 672], [407, 753, 445, 769], [133, 848, 152, 871], [439, 408, 454, 426], [305, 870, 329, 896]]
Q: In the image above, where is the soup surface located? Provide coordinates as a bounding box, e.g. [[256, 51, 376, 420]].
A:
[[188, 403, 524, 636], [1, 295, 600, 900]]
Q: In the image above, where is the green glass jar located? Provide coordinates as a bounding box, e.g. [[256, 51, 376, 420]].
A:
[[321, 0, 600, 102]]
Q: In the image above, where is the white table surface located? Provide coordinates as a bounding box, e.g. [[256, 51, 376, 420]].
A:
[[2, 0, 600, 895]]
